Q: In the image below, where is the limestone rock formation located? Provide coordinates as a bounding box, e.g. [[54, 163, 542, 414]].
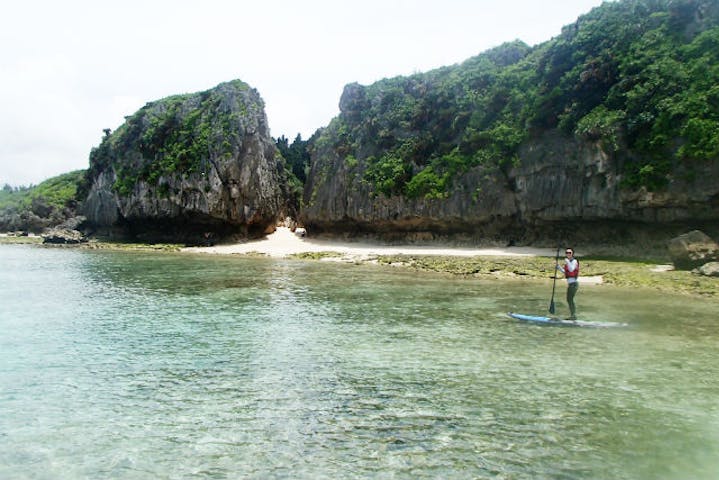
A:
[[41, 216, 88, 244], [82, 80, 293, 243], [42, 228, 87, 244], [668, 230, 719, 270], [302, 109, 719, 244], [300, 0, 719, 244]]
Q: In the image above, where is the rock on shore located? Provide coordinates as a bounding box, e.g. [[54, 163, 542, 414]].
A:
[[668, 230, 719, 270]]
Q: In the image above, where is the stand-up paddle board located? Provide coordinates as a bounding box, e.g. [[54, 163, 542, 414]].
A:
[[508, 312, 627, 328]]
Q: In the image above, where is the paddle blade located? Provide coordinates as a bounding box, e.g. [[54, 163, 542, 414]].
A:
[[549, 300, 555, 314]]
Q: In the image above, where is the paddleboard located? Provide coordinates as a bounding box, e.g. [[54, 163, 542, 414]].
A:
[[507, 312, 626, 328]]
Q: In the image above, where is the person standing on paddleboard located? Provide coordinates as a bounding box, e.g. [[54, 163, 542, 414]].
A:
[[556, 247, 579, 320]]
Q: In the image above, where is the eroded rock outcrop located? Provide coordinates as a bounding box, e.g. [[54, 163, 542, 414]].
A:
[[669, 230, 719, 270], [302, 100, 719, 244], [300, 0, 719, 244], [301, 0, 719, 244], [82, 80, 293, 243], [42, 217, 88, 244], [42, 228, 87, 244]]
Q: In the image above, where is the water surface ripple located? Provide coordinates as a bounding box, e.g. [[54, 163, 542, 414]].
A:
[[0, 245, 717, 479]]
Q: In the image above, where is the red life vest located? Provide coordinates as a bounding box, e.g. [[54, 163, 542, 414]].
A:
[[565, 259, 579, 279]]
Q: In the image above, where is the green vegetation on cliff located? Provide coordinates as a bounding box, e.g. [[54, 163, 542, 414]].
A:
[[276, 133, 311, 204], [0, 171, 85, 232], [81, 80, 258, 198], [276, 134, 310, 184], [314, 0, 719, 198]]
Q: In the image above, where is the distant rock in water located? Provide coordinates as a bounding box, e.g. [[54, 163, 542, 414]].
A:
[[42, 216, 88, 244], [42, 229, 87, 245], [81, 80, 293, 243], [42, 229, 86, 244]]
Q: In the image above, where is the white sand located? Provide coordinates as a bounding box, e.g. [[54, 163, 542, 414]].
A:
[[182, 227, 606, 283], [182, 226, 555, 258]]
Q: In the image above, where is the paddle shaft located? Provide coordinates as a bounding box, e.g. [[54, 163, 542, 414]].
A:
[[549, 246, 560, 313]]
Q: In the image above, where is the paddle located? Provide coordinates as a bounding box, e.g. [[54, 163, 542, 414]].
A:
[[549, 246, 560, 314]]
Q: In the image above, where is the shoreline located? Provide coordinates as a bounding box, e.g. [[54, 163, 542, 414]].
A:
[[178, 227, 716, 296], [181, 227, 558, 259], [3, 228, 717, 297], [177, 227, 628, 288]]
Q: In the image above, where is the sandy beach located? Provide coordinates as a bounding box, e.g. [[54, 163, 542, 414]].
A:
[[182, 227, 556, 259], [181, 227, 610, 284]]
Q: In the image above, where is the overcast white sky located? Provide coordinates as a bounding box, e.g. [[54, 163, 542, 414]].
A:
[[0, 0, 607, 186]]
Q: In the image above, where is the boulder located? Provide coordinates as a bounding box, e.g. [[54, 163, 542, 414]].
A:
[[668, 230, 719, 270], [42, 228, 87, 244], [696, 262, 719, 277]]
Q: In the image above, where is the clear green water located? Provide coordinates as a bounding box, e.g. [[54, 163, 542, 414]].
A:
[[1, 245, 718, 479]]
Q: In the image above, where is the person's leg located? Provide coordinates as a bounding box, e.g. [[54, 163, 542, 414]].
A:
[[566, 283, 578, 319]]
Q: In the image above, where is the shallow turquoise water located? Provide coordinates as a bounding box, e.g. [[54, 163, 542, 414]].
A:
[[0, 244, 717, 479]]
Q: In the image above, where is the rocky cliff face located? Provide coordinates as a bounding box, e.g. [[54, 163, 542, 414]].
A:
[[300, 0, 719, 245], [301, 89, 719, 245], [82, 80, 292, 242], [513, 132, 719, 225], [302, 122, 517, 237], [510, 131, 719, 242]]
